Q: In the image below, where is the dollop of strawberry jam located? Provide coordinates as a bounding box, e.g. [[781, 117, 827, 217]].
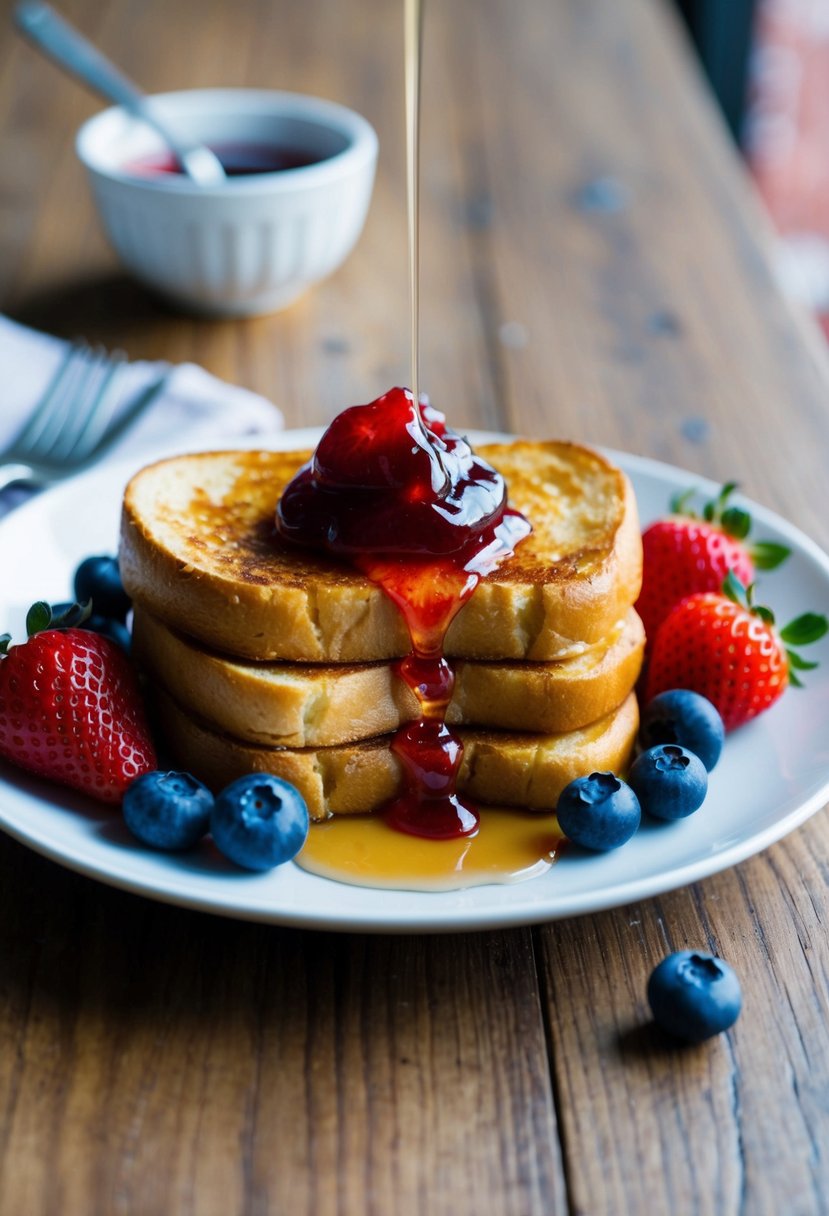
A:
[[276, 386, 531, 839]]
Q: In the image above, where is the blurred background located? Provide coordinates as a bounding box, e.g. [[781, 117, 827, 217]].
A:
[[680, 0, 829, 337], [3, 0, 829, 419]]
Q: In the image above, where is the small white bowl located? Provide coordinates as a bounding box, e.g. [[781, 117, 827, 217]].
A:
[[76, 88, 378, 317]]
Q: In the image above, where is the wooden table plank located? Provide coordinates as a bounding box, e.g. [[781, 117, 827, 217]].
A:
[[475, 0, 829, 1211], [0, 833, 566, 1216]]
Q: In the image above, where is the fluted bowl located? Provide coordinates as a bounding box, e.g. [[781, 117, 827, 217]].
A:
[[76, 88, 378, 317]]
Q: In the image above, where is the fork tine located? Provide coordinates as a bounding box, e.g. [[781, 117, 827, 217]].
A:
[[80, 369, 170, 463], [37, 346, 110, 460], [49, 348, 127, 462], [7, 340, 86, 454]]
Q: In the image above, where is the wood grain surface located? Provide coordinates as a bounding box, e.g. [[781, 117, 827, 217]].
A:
[[1, 0, 829, 1212]]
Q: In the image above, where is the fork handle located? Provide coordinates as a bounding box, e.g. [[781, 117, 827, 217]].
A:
[[0, 463, 39, 493]]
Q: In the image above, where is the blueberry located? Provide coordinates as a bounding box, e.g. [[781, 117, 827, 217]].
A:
[[87, 613, 131, 653], [123, 771, 213, 851], [628, 744, 707, 820], [74, 555, 131, 622], [648, 950, 742, 1042], [556, 771, 641, 851], [640, 689, 724, 772], [211, 774, 309, 871]]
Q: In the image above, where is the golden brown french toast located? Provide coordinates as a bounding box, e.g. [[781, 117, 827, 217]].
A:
[[120, 442, 642, 663], [150, 686, 639, 821], [133, 606, 644, 747]]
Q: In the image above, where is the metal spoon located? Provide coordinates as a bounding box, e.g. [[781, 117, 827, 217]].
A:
[[14, 0, 226, 187]]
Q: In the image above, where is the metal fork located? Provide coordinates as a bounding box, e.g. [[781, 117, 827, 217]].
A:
[[0, 340, 169, 493]]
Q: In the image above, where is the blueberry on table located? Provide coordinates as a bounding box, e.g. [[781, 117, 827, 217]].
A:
[[648, 951, 742, 1042], [555, 771, 641, 851], [628, 744, 708, 820], [211, 774, 310, 871], [73, 555, 132, 622], [640, 688, 724, 772], [123, 771, 214, 850]]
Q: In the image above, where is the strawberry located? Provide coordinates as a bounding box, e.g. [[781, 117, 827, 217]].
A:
[[636, 483, 790, 643], [645, 573, 827, 730], [0, 601, 156, 804]]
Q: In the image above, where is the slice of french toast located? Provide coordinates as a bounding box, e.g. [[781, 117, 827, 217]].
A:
[[133, 606, 644, 747], [120, 442, 642, 663], [149, 686, 639, 821]]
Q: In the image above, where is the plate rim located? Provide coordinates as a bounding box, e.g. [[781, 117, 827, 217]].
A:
[[1, 431, 828, 933]]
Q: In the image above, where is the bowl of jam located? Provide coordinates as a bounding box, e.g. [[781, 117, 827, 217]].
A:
[[75, 88, 378, 316]]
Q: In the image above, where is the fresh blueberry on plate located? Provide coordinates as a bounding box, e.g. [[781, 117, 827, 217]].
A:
[[87, 613, 131, 652], [555, 771, 641, 851], [123, 771, 214, 851], [211, 774, 310, 871], [648, 950, 742, 1042], [639, 688, 724, 772], [628, 743, 708, 820], [73, 555, 132, 622]]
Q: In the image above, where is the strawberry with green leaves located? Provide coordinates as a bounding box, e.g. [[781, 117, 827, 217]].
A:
[[645, 573, 827, 730], [0, 601, 156, 804], [636, 482, 791, 643]]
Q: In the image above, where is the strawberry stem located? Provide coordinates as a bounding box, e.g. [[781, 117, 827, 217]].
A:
[[24, 600, 93, 639], [721, 576, 826, 691], [669, 483, 791, 563]]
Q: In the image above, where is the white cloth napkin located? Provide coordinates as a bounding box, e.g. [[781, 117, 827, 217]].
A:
[[0, 315, 283, 516]]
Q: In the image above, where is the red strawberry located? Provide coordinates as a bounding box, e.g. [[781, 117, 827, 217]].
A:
[[636, 483, 790, 643], [0, 602, 156, 804], [645, 574, 827, 730]]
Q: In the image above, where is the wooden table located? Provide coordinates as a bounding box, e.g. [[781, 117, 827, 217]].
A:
[[2, 0, 829, 1211]]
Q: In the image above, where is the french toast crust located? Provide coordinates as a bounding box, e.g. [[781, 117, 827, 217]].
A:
[[132, 607, 644, 746], [120, 441, 642, 662], [150, 686, 640, 821]]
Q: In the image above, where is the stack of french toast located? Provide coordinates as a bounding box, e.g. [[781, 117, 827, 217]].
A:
[[119, 440, 645, 820]]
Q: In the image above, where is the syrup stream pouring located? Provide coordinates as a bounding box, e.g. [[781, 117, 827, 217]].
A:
[[13, 0, 227, 187], [404, 0, 448, 492], [405, 0, 423, 417]]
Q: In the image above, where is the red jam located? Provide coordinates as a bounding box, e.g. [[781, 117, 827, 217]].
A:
[[122, 142, 326, 179], [276, 387, 531, 840]]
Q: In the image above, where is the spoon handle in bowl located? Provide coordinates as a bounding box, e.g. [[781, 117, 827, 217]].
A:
[[14, 0, 146, 112], [13, 1, 226, 185]]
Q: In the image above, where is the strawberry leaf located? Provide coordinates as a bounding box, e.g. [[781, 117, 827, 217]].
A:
[[787, 649, 819, 672], [0, 634, 10, 656], [789, 669, 805, 690], [754, 605, 776, 626], [779, 613, 829, 647], [704, 481, 739, 523], [23, 600, 94, 639], [722, 570, 748, 605], [49, 601, 93, 629], [26, 601, 52, 637], [750, 541, 791, 571], [670, 487, 697, 516], [719, 506, 751, 540]]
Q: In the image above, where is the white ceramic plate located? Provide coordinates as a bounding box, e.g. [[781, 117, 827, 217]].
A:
[[1, 431, 828, 933]]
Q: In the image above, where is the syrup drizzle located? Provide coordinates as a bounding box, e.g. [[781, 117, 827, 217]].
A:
[[276, 1, 533, 858], [405, 0, 423, 416], [276, 389, 531, 841]]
